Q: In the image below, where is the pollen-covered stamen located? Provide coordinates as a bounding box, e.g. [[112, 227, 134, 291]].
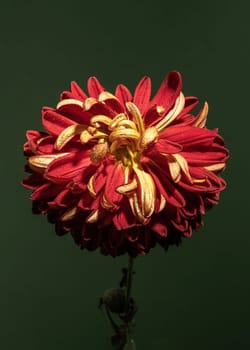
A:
[[90, 141, 109, 164]]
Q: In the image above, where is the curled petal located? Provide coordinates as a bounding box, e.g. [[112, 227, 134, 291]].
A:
[[172, 153, 192, 182], [150, 71, 182, 112], [155, 92, 185, 131], [109, 127, 140, 142], [109, 113, 127, 130], [83, 97, 97, 111], [56, 99, 83, 110], [116, 179, 137, 194], [133, 166, 156, 218], [204, 163, 226, 172], [126, 102, 145, 135], [141, 127, 158, 148], [129, 193, 148, 224], [28, 153, 69, 173], [98, 91, 118, 102], [167, 155, 181, 182], [55, 124, 87, 150], [86, 209, 99, 223], [193, 102, 208, 128], [61, 207, 78, 221]]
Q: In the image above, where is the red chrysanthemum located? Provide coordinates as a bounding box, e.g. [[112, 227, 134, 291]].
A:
[[22, 71, 229, 257]]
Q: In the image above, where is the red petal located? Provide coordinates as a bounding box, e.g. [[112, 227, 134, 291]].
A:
[[87, 101, 117, 118], [113, 199, 137, 230], [36, 135, 56, 154], [54, 189, 77, 207], [87, 77, 105, 98], [173, 96, 199, 123], [25, 130, 46, 153], [153, 138, 183, 154], [149, 71, 182, 113], [179, 167, 226, 193], [92, 160, 116, 195], [30, 183, 62, 200], [42, 107, 76, 135], [150, 221, 168, 238], [143, 162, 185, 208], [143, 105, 162, 126], [22, 173, 45, 190], [57, 103, 90, 124], [45, 150, 92, 183], [133, 76, 151, 114], [101, 97, 124, 114], [115, 84, 132, 109], [160, 125, 217, 149], [181, 150, 228, 167], [70, 81, 87, 99], [103, 163, 124, 209]]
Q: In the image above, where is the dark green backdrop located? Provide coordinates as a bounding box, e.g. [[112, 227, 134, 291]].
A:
[[1, 1, 249, 349]]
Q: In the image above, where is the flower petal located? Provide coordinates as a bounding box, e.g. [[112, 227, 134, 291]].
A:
[[45, 150, 92, 183], [193, 102, 208, 128], [42, 107, 76, 135], [54, 124, 87, 150], [133, 166, 156, 218], [70, 81, 87, 99], [28, 153, 69, 173], [115, 84, 132, 109], [56, 99, 91, 125], [103, 163, 124, 209], [133, 76, 151, 114], [153, 138, 182, 154], [149, 71, 182, 113], [87, 77, 105, 98], [160, 125, 218, 149]]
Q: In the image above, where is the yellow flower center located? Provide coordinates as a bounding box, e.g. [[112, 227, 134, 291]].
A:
[[54, 101, 158, 169]]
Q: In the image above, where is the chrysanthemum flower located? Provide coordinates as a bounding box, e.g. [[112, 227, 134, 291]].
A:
[[23, 71, 229, 256]]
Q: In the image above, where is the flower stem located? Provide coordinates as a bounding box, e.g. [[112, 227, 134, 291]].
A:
[[100, 254, 137, 349]]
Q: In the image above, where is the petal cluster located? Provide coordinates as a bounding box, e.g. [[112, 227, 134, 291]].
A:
[[23, 71, 229, 256]]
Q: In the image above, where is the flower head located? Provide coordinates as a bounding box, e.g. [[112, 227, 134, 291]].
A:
[[23, 71, 229, 256]]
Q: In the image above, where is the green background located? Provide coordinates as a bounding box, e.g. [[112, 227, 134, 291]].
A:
[[1, 0, 249, 349]]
